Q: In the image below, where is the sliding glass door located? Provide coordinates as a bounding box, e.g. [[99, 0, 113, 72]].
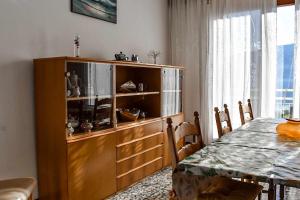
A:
[[276, 5, 296, 118]]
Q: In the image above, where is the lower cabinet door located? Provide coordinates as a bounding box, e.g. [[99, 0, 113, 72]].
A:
[[67, 133, 116, 200]]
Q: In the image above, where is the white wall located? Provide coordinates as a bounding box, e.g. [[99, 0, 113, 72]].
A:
[[0, 0, 168, 197]]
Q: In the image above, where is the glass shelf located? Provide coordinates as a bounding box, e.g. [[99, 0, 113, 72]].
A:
[[162, 90, 182, 93], [116, 91, 160, 97], [67, 95, 112, 101]]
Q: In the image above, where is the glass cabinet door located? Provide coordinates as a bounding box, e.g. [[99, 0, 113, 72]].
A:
[[162, 68, 183, 116], [66, 62, 113, 135]]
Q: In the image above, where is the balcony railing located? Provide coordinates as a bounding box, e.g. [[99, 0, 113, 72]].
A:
[[275, 88, 294, 118]]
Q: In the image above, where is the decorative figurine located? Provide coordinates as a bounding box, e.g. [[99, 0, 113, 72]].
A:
[[115, 52, 129, 61], [80, 120, 93, 132], [67, 123, 74, 137], [120, 80, 136, 92], [131, 54, 139, 62], [140, 111, 146, 120], [148, 50, 161, 64], [68, 115, 80, 128], [138, 83, 144, 92], [67, 90, 72, 97], [74, 34, 80, 57], [72, 87, 80, 97], [67, 71, 81, 97]]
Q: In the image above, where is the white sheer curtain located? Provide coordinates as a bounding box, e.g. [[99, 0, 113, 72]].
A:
[[169, 0, 277, 143], [294, 0, 300, 118], [169, 0, 212, 143]]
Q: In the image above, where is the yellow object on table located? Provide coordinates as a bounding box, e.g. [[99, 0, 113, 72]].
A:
[[276, 119, 300, 139]]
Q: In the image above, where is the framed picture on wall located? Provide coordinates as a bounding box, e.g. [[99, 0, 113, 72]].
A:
[[71, 0, 117, 24]]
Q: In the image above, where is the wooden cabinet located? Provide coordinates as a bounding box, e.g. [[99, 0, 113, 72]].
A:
[[34, 57, 184, 200]]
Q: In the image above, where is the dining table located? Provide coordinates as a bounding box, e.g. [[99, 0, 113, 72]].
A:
[[172, 118, 300, 200]]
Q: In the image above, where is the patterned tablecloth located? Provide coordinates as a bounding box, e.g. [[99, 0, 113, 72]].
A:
[[173, 118, 300, 199]]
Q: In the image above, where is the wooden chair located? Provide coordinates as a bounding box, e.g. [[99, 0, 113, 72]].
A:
[[238, 99, 254, 125], [167, 112, 263, 200], [67, 100, 83, 121], [167, 111, 204, 169], [214, 104, 232, 138], [0, 177, 36, 200], [93, 97, 113, 127]]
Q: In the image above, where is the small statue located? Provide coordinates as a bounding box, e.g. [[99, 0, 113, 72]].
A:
[[140, 111, 146, 120], [74, 35, 80, 57], [80, 120, 93, 132], [148, 50, 160, 64], [66, 123, 74, 137], [67, 71, 81, 97], [120, 80, 136, 92]]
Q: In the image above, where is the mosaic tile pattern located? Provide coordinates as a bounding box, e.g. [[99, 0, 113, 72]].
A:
[[107, 168, 172, 200], [107, 167, 300, 200]]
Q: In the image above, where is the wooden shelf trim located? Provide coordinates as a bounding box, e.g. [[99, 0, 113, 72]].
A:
[[116, 144, 164, 163], [116, 132, 163, 148], [116, 91, 160, 97], [116, 157, 163, 179]]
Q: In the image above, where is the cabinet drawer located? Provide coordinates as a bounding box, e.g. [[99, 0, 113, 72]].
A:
[[116, 120, 162, 144], [117, 132, 163, 160], [117, 145, 163, 176], [117, 157, 163, 190]]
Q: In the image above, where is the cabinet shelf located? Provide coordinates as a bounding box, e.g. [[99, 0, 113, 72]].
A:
[[116, 91, 160, 97], [162, 90, 182, 93], [67, 95, 112, 101]]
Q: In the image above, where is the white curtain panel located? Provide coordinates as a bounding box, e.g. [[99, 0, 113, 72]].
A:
[[169, 0, 277, 143], [169, 0, 212, 143], [294, 0, 300, 118]]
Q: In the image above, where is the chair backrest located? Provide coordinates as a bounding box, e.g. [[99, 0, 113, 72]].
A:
[[68, 100, 83, 121], [167, 111, 204, 169], [238, 99, 254, 125], [214, 104, 232, 138], [93, 97, 113, 123]]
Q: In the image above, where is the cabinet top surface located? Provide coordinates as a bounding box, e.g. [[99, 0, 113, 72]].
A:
[[34, 56, 184, 69]]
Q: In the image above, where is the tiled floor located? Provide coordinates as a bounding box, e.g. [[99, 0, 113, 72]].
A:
[[108, 167, 300, 200], [108, 168, 172, 200]]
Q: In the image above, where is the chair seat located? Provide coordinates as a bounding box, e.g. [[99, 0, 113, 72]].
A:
[[198, 176, 263, 200], [0, 178, 36, 200]]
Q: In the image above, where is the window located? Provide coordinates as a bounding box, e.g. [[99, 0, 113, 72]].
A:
[[276, 5, 295, 118]]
